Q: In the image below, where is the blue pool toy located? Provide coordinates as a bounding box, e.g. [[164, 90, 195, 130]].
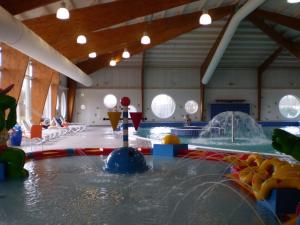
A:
[[153, 143, 188, 157], [105, 97, 148, 174], [104, 147, 148, 174], [257, 189, 300, 216], [10, 124, 22, 146]]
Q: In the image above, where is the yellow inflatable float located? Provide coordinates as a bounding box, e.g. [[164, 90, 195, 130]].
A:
[[225, 154, 300, 200]]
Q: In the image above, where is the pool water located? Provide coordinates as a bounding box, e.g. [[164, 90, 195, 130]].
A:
[[134, 126, 300, 154], [0, 156, 279, 225]]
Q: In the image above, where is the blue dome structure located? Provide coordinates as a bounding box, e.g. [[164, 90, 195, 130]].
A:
[[104, 147, 149, 174]]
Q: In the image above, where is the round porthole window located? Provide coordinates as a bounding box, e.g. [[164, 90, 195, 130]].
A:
[[279, 95, 300, 119], [103, 94, 117, 109], [185, 100, 198, 114], [151, 94, 176, 119]]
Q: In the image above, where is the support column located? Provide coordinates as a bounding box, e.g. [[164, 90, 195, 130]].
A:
[[257, 71, 262, 121], [199, 15, 234, 121], [199, 69, 205, 121], [140, 53, 145, 113], [67, 78, 77, 122], [256, 47, 282, 121], [51, 72, 60, 118], [31, 60, 55, 124]]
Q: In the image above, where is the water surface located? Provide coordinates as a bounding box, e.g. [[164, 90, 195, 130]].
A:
[[0, 156, 279, 225]]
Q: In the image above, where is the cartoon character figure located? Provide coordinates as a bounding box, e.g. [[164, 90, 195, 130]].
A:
[[0, 84, 28, 179]]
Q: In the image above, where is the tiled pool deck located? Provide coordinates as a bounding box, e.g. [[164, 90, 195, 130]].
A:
[[19, 126, 152, 153]]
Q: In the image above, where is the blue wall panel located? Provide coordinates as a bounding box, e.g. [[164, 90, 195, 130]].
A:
[[211, 104, 250, 119]]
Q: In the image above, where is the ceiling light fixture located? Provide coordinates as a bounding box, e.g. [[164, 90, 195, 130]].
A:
[[88, 52, 97, 58], [56, 2, 70, 20], [287, 0, 300, 3], [109, 59, 117, 67], [76, 35, 87, 44], [141, 32, 151, 45], [199, 10, 212, 25], [122, 48, 130, 59]]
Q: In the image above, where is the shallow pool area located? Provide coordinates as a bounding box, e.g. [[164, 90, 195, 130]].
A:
[[0, 156, 279, 225], [134, 126, 300, 154]]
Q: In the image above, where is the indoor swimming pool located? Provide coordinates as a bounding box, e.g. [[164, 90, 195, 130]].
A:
[[135, 126, 300, 154]]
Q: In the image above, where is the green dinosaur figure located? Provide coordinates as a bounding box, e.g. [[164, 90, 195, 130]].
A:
[[0, 84, 28, 179], [272, 128, 300, 161]]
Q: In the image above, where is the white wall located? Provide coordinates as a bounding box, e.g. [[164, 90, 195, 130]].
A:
[[91, 67, 141, 88], [73, 66, 300, 124], [144, 89, 200, 122], [74, 88, 141, 125]]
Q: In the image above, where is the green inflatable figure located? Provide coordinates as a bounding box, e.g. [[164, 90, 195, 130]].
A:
[[272, 128, 300, 161], [0, 84, 28, 179]]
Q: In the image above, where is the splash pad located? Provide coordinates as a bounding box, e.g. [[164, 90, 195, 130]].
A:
[[104, 97, 148, 174]]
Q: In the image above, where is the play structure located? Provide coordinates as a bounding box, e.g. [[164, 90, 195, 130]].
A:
[[104, 97, 148, 174], [153, 134, 188, 157], [0, 84, 28, 180], [225, 153, 300, 224]]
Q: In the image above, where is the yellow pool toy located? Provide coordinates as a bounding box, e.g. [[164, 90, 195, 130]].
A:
[[162, 134, 181, 145], [225, 154, 300, 200]]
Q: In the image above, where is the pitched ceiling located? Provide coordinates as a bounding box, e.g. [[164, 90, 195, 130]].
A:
[[1, 0, 300, 74]]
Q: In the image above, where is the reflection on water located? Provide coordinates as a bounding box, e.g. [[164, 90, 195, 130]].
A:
[[0, 156, 279, 225]]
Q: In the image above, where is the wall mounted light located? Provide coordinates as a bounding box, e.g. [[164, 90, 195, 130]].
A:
[[141, 32, 151, 45], [122, 48, 130, 59], [109, 59, 117, 67], [56, 2, 70, 20], [88, 52, 97, 58], [199, 11, 212, 25], [77, 35, 87, 44]]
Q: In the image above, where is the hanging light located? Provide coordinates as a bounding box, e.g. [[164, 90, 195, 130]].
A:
[[141, 32, 151, 45], [109, 59, 117, 67], [122, 48, 130, 59], [76, 35, 87, 44], [88, 52, 97, 58], [287, 0, 300, 3], [199, 11, 212, 25], [56, 2, 70, 20]]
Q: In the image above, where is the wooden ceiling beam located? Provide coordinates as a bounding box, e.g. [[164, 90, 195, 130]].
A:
[[77, 5, 236, 74], [0, 43, 29, 101], [55, 5, 235, 62], [251, 9, 300, 32], [0, 0, 59, 15], [249, 16, 300, 60], [24, 0, 199, 44]]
